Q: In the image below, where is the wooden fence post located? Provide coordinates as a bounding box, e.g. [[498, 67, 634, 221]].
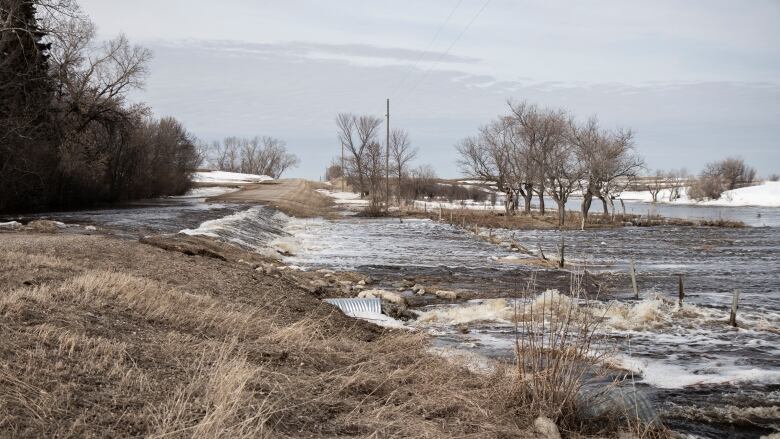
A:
[[630, 257, 639, 299], [558, 234, 565, 268], [678, 274, 684, 308], [729, 290, 740, 328]]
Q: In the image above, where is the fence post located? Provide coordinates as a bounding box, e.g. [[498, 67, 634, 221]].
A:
[[630, 257, 639, 299], [558, 234, 565, 268], [729, 290, 740, 328], [678, 274, 684, 308]]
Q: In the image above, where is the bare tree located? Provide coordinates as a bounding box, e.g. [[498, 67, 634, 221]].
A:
[[710, 157, 756, 190], [363, 141, 386, 212], [336, 113, 382, 196], [389, 128, 417, 201], [666, 168, 689, 201], [646, 170, 666, 202], [573, 117, 643, 219], [508, 100, 562, 216], [542, 111, 583, 226]]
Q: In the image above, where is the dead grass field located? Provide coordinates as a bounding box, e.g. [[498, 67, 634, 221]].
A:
[[0, 232, 542, 438]]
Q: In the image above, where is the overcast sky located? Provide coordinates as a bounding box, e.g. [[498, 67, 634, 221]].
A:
[[78, 0, 780, 178]]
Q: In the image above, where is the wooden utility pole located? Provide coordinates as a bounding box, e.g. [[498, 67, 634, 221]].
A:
[[385, 98, 390, 210], [340, 142, 345, 192]]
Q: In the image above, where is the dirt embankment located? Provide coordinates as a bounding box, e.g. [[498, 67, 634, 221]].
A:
[[0, 231, 543, 438], [213, 178, 336, 218]]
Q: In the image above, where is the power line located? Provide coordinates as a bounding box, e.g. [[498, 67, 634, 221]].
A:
[[403, 0, 491, 97], [391, 0, 464, 97]]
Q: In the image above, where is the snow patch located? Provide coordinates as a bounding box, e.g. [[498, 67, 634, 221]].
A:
[[620, 182, 780, 207], [316, 189, 369, 205], [0, 221, 22, 229], [191, 171, 273, 184]]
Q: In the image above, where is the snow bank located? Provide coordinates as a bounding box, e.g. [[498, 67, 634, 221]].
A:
[[174, 187, 240, 198], [702, 181, 780, 207], [0, 221, 22, 229], [620, 182, 780, 207], [191, 171, 273, 184], [315, 189, 369, 206]]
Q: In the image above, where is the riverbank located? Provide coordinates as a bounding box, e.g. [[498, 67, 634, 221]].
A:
[[0, 230, 540, 438]]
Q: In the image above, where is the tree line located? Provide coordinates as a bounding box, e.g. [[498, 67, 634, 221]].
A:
[[1, 0, 199, 212], [203, 136, 299, 179], [457, 100, 643, 226], [644, 157, 758, 202]]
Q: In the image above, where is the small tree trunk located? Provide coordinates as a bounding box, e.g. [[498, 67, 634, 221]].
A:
[[522, 184, 533, 215], [581, 192, 593, 220], [557, 203, 565, 227], [599, 196, 609, 218], [538, 191, 545, 215]]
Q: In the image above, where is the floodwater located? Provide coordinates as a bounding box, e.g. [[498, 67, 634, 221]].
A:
[[280, 216, 780, 438], [9, 192, 779, 438]]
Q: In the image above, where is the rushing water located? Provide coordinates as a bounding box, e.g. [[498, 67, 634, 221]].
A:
[[9, 193, 778, 438], [279, 216, 780, 438]]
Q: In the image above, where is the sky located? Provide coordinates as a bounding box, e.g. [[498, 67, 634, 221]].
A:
[[77, 0, 780, 179]]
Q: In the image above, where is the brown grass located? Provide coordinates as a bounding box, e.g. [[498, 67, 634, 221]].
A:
[[0, 233, 535, 438], [0, 232, 673, 438]]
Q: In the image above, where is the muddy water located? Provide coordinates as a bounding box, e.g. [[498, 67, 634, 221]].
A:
[[282, 217, 780, 438]]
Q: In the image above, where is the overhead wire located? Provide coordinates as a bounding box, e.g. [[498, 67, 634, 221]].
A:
[[390, 0, 464, 98], [400, 0, 492, 99]]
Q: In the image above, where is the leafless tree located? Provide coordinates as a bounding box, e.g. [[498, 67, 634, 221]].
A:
[[508, 100, 565, 216], [363, 141, 386, 212], [542, 112, 583, 226], [709, 157, 756, 190], [207, 136, 298, 178], [389, 128, 417, 201], [646, 170, 666, 202], [666, 168, 689, 201], [336, 113, 382, 196], [572, 117, 643, 219]]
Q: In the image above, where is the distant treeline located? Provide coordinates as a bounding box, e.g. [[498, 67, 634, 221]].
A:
[[0, 1, 199, 213]]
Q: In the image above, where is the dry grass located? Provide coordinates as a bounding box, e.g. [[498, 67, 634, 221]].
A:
[[0, 233, 673, 438], [508, 272, 672, 438], [0, 233, 535, 438]]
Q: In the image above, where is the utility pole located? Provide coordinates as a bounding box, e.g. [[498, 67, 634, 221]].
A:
[[385, 98, 390, 210], [340, 141, 345, 192]]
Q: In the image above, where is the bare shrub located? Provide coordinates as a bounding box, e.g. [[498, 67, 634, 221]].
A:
[[688, 174, 724, 200], [512, 274, 609, 425]]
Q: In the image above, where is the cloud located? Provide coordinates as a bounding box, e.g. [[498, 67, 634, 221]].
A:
[[161, 39, 479, 66], [132, 40, 780, 179]]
